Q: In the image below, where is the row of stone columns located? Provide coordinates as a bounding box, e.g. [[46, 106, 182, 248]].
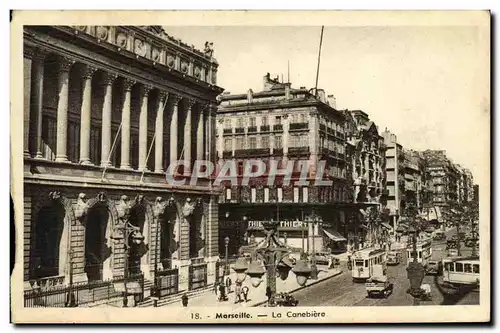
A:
[[24, 49, 214, 173]]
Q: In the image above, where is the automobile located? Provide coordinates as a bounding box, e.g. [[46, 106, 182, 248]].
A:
[[446, 240, 458, 250], [314, 252, 331, 265], [447, 248, 459, 257], [465, 237, 479, 248], [425, 260, 443, 275], [386, 251, 401, 266], [433, 231, 446, 241]]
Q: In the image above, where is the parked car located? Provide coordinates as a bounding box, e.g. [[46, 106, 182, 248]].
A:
[[433, 231, 446, 241], [314, 252, 331, 265], [386, 251, 401, 266], [425, 260, 443, 275]]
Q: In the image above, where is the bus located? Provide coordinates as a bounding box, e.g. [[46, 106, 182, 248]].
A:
[[407, 239, 432, 268], [351, 248, 387, 282], [442, 256, 480, 288]]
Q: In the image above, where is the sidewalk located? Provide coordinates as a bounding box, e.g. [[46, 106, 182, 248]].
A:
[[163, 265, 343, 308]]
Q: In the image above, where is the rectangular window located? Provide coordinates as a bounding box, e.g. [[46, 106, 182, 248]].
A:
[[275, 136, 283, 148], [237, 118, 244, 128], [261, 116, 268, 126], [293, 187, 299, 203], [264, 187, 270, 202], [300, 114, 306, 123], [291, 114, 299, 123], [236, 138, 244, 149], [456, 263, 464, 272], [225, 188, 232, 200], [364, 260, 368, 268], [251, 188, 256, 203], [249, 117, 256, 127], [249, 137, 257, 149], [302, 187, 309, 203], [224, 118, 231, 129], [277, 187, 283, 202], [355, 260, 363, 267], [464, 264, 473, 273], [261, 136, 269, 148], [473, 264, 479, 273], [224, 138, 232, 151], [275, 116, 282, 125]]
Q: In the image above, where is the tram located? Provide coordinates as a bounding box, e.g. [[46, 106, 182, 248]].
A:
[[350, 248, 387, 282], [442, 256, 480, 288], [406, 238, 432, 268]]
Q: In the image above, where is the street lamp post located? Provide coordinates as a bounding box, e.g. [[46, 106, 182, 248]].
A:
[[305, 211, 320, 280], [151, 196, 175, 308], [110, 221, 145, 307], [234, 220, 312, 306], [406, 223, 425, 306], [224, 236, 230, 276]]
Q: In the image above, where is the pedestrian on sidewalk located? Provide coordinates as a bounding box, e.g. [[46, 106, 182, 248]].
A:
[[234, 281, 242, 304], [218, 282, 228, 302], [242, 286, 249, 302]]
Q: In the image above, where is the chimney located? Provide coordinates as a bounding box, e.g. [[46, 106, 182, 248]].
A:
[[317, 89, 326, 103], [247, 89, 253, 103], [285, 85, 291, 100], [327, 94, 336, 108]]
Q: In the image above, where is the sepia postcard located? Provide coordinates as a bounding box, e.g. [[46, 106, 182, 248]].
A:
[[10, 10, 491, 324]]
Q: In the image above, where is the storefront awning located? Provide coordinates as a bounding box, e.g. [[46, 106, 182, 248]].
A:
[[381, 222, 393, 230], [323, 229, 347, 242]]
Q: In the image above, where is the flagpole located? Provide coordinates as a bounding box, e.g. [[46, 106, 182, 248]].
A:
[[314, 26, 325, 97]]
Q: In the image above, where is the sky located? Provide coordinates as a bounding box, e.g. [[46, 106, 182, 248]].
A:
[[165, 25, 489, 183]]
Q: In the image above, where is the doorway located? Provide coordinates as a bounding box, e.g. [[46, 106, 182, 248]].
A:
[[85, 203, 110, 282]]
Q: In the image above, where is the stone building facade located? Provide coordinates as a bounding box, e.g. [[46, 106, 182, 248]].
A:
[[23, 26, 222, 291], [381, 129, 405, 228], [216, 74, 353, 256]]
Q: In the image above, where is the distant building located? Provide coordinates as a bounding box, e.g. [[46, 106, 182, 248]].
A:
[[216, 74, 374, 256], [381, 130, 404, 228], [473, 184, 479, 203]]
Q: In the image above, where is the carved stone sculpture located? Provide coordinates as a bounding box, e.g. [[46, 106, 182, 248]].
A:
[[74, 193, 89, 221]]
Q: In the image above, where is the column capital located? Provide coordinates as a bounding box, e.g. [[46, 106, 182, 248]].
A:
[[170, 94, 182, 106], [82, 65, 98, 80], [31, 49, 48, 64], [58, 56, 75, 73], [23, 46, 36, 59], [184, 98, 196, 109], [140, 84, 154, 97], [123, 78, 137, 91], [158, 90, 169, 102], [102, 72, 118, 86]]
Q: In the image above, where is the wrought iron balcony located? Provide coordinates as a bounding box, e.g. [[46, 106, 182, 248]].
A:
[[319, 124, 327, 132], [273, 124, 283, 132], [289, 122, 309, 131], [223, 128, 233, 134], [260, 125, 270, 132], [235, 127, 245, 134], [288, 146, 310, 155], [247, 126, 258, 133], [234, 148, 271, 157], [273, 148, 284, 156]]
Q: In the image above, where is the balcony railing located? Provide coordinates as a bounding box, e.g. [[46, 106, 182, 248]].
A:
[[288, 146, 310, 155], [235, 127, 245, 134], [260, 125, 270, 132], [289, 122, 309, 131], [319, 124, 327, 132], [247, 126, 258, 133], [273, 124, 283, 132], [234, 148, 271, 157], [223, 128, 232, 134], [273, 148, 284, 156], [222, 151, 233, 159]]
